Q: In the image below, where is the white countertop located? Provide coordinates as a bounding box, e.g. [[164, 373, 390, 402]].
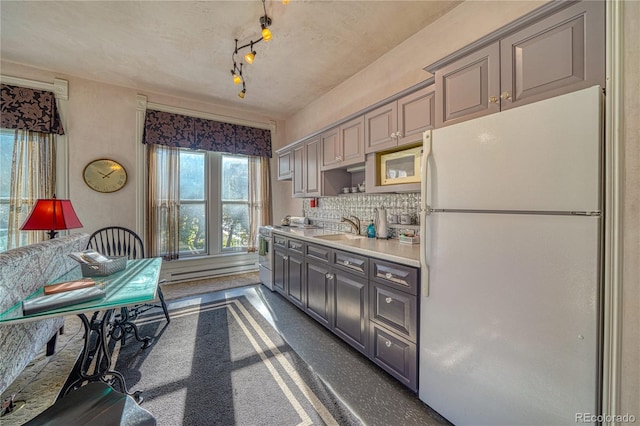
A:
[[270, 227, 420, 268]]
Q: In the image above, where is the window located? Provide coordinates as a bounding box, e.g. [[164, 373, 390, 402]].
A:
[[0, 130, 14, 251], [221, 155, 249, 251], [160, 148, 251, 258]]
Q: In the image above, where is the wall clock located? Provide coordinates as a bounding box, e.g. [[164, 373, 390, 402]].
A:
[[83, 159, 128, 193]]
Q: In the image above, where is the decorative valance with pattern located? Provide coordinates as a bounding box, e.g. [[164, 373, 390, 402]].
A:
[[0, 84, 65, 135], [143, 109, 271, 158]]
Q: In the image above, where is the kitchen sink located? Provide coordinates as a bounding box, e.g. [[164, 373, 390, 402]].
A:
[[315, 233, 366, 241]]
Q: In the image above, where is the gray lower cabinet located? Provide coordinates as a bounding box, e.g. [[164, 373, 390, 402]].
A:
[[273, 246, 287, 296], [370, 323, 417, 391], [332, 270, 369, 355], [276, 235, 419, 391], [305, 260, 333, 328]]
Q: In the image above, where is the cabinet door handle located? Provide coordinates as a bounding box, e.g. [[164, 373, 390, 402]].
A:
[[344, 260, 351, 266], [385, 297, 393, 304], [283, 255, 289, 260], [385, 340, 392, 348], [336, 155, 342, 161], [396, 132, 402, 138], [500, 91, 511, 100], [489, 96, 499, 104], [326, 273, 334, 280], [385, 272, 394, 279]]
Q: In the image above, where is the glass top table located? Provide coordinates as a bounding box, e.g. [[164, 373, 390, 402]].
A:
[[0, 257, 163, 401], [0, 258, 162, 324]]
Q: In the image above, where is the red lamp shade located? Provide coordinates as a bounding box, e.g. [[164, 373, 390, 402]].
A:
[[20, 197, 83, 239]]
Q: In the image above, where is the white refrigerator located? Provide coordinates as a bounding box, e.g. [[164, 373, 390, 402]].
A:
[[418, 86, 602, 426]]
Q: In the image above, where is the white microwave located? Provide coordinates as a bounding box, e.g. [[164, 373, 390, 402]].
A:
[[378, 145, 422, 186]]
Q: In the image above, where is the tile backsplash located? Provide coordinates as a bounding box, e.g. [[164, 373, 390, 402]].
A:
[[302, 193, 421, 239]]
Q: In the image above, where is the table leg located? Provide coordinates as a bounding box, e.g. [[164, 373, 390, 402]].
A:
[[60, 311, 142, 402]]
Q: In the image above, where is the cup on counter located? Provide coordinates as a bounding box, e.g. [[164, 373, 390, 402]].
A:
[[342, 187, 350, 194], [351, 186, 358, 193], [388, 214, 398, 224]]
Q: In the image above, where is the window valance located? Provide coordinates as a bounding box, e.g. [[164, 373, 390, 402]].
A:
[[143, 109, 272, 158], [0, 84, 65, 135]]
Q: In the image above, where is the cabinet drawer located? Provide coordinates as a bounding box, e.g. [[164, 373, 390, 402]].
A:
[[370, 282, 417, 342], [370, 324, 417, 391], [273, 234, 287, 248], [370, 259, 418, 295], [333, 250, 368, 277], [287, 238, 305, 254], [306, 244, 332, 263]]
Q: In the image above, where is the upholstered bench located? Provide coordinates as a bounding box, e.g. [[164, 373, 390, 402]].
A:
[[0, 233, 90, 395]]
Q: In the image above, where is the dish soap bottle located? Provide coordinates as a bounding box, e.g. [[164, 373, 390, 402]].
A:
[[367, 220, 376, 238]]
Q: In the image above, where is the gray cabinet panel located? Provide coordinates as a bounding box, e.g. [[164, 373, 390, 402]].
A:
[[306, 243, 332, 263], [305, 261, 333, 328], [333, 272, 369, 354], [339, 116, 365, 166], [500, 0, 604, 110], [287, 253, 305, 309], [370, 324, 417, 391], [305, 138, 321, 196], [371, 259, 418, 295], [435, 43, 501, 128], [334, 250, 368, 277], [320, 127, 340, 170], [292, 144, 305, 197], [397, 85, 435, 147], [370, 282, 417, 342], [277, 150, 292, 180], [273, 247, 287, 296], [364, 102, 398, 153]]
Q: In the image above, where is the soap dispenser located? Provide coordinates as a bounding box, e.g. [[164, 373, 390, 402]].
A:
[[367, 220, 376, 238]]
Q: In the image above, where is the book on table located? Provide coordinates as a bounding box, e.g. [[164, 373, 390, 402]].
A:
[[23, 286, 106, 315], [43, 278, 96, 295]]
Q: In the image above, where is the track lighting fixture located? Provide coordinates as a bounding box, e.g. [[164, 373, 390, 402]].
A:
[[229, 0, 288, 99]]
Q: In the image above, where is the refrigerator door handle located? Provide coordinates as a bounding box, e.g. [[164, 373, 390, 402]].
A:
[[421, 130, 432, 211], [421, 130, 432, 297], [420, 209, 430, 298]]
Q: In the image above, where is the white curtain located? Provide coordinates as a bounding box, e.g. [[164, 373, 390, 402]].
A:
[[147, 144, 180, 260], [247, 156, 272, 252], [6, 130, 55, 249]]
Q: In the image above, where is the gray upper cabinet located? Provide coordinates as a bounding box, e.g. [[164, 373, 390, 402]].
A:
[[321, 116, 366, 171], [292, 136, 321, 198], [499, 0, 605, 110], [365, 85, 434, 153], [434, 0, 604, 128], [435, 43, 501, 128], [277, 149, 293, 180]]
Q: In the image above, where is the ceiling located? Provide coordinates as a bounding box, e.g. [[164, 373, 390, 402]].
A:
[[0, 1, 460, 119]]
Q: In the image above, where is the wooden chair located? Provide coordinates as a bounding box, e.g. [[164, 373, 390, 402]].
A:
[[87, 227, 170, 341]]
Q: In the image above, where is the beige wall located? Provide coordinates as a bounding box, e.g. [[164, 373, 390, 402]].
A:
[[0, 61, 286, 236], [620, 0, 640, 418]]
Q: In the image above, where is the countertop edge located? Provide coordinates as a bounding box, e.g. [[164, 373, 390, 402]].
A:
[[270, 228, 421, 268]]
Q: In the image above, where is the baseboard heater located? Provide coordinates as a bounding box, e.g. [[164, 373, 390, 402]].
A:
[[164, 262, 258, 283]]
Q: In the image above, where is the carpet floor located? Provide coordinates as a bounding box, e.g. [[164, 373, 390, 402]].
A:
[[114, 297, 362, 425]]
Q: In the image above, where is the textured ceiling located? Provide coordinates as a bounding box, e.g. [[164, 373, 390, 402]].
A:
[[0, 1, 460, 119]]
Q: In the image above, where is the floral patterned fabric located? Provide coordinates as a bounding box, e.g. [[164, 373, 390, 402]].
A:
[[143, 109, 271, 158], [0, 84, 65, 135], [0, 233, 89, 394]]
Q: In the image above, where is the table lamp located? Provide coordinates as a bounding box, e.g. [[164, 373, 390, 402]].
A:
[[20, 195, 83, 239]]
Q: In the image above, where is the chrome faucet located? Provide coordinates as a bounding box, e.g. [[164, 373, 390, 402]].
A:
[[340, 216, 361, 235]]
